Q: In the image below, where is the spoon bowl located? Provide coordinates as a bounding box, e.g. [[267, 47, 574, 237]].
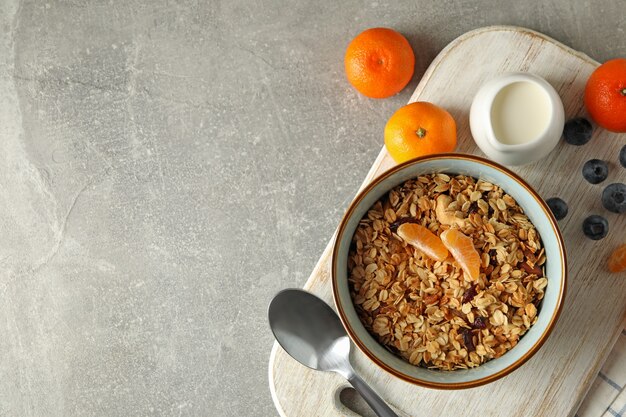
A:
[[268, 289, 399, 417], [268, 289, 351, 373]]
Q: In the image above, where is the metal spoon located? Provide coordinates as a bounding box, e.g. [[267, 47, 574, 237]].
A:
[[268, 288, 399, 417]]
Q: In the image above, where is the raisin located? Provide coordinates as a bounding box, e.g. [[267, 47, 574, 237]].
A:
[[489, 249, 498, 265], [462, 286, 477, 304], [389, 218, 418, 233], [461, 329, 475, 352], [472, 316, 487, 329]]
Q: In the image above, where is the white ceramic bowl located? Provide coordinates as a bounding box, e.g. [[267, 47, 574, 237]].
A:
[[332, 154, 567, 389]]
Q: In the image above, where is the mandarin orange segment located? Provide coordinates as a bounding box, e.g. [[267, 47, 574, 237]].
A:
[[608, 244, 626, 273], [397, 223, 449, 262], [440, 228, 481, 281]]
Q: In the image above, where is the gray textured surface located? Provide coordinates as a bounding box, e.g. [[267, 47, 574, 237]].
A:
[[0, 1, 624, 416]]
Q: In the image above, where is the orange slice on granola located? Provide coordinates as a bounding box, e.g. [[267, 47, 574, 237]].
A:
[[440, 228, 480, 281], [397, 223, 449, 262]]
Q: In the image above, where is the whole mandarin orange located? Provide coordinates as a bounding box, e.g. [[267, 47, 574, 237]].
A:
[[344, 28, 415, 99], [584, 58, 626, 132], [384, 102, 457, 163]]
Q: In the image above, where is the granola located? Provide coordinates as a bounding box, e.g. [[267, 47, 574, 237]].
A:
[[348, 173, 547, 370]]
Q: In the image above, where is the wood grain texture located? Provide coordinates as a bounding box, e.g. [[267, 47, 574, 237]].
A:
[[269, 26, 626, 417]]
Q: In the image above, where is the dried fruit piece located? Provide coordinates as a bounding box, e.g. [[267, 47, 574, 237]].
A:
[[472, 316, 488, 329], [389, 217, 418, 233], [461, 329, 475, 352], [397, 223, 449, 262], [441, 229, 481, 281], [608, 244, 626, 273], [462, 286, 478, 303]]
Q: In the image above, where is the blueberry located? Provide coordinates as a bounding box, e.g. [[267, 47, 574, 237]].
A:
[[563, 117, 593, 145], [546, 197, 568, 220], [582, 159, 609, 184], [620, 145, 626, 168], [582, 215, 609, 240], [602, 183, 626, 213]]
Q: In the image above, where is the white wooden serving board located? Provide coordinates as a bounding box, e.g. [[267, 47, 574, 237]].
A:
[[268, 26, 626, 417]]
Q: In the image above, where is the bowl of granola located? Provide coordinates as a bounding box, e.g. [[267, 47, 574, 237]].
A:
[[331, 153, 566, 389]]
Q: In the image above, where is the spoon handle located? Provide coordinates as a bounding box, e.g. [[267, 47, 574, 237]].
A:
[[347, 372, 399, 417]]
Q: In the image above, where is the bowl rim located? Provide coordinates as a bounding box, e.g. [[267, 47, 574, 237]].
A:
[[331, 153, 567, 389]]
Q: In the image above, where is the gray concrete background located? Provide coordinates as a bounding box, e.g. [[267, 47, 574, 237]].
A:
[[0, 0, 624, 416]]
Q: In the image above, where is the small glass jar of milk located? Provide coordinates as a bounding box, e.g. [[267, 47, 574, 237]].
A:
[[470, 73, 565, 166]]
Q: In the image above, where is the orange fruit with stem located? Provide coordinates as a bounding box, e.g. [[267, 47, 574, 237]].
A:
[[608, 244, 626, 273], [584, 58, 626, 132], [397, 223, 449, 261], [440, 228, 480, 282], [384, 102, 457, 163], [344, 28, 415, 99]]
